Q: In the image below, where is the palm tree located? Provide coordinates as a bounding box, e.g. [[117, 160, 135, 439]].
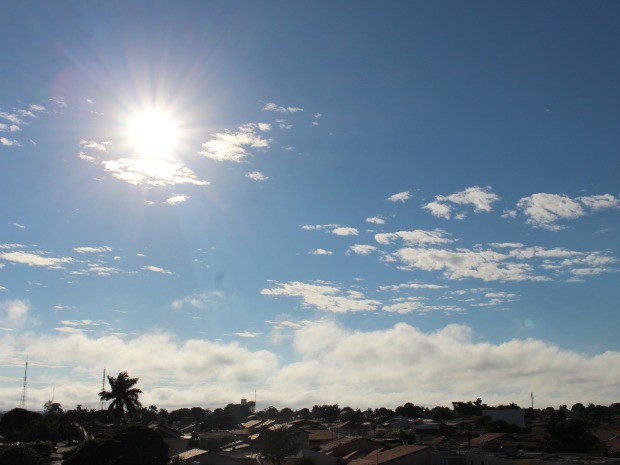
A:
[[99, 371, 142, 427]]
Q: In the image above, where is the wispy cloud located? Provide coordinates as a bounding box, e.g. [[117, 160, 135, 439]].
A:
[[0, 251, 74, 269], [246, 171, 269, 181], [375, 229, 453, 246], [199, 123, 271, 162], [9, 222, 25, 229], [423, 186, 499, 220], [142, 265, 173, 274], [100, 158, 209, 187], [515, 193, 620, 230], [261, 280, 380, 313], [262, 102, 303, 113], [171, 291, 226, 311], [302, 224, 359, 236], [79, 140, 111, 152], [73, 246, 112, 254]]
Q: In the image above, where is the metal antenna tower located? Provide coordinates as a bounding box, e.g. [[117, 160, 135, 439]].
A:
[[100, 368, 106, 410], [531, 392, 534, 409], [20, 361, 28, 409]]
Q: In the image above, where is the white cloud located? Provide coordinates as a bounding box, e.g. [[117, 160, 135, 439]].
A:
[[0, 251, 74, 269], [1, 321, 620, 409], [142, 265, 172, 274], [577, 193, 620, 211], [171, 291, 226, 311], [423, 186, 499, 220], [309, 249, 333, 255], [29, 104, 46, 112], [73, 246, 112, 254], [234, 331, 262, 339], [348, 244, 377, 256], [387, 191, 411, 203], [0, 137, 20, 147], [515, 193, 619, 230], [261, 281, 380, 313], [379, 282, 448, 291], [302, 224, 358, 236], [387, 243, 615, 282], [366, 216, 385, 225], [79, 140, 111, 152], [375, 229, 453, 246], [246, 171, 269, 181], [199, 123, 271, 162], [331, 227, 358, 236], [99, 158, 209, 187], [0, 299, 29, 329], [9, 222, 25, 229], [392, 247, 541, 282], [262, 102, 303, 113], [0, 111, 22, 124], [166, 195, 189, 205]]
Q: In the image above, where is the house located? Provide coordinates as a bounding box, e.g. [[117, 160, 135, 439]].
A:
[[175, 448, 254, 465], [350, 445, 432, 465], [462, 433, 517, 453], [319, 437, 383, 461], [331, 421, 372, 437], [148, 422, 189, 456]]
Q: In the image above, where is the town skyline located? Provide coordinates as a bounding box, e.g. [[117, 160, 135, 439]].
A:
[[1, 1, 619, 411]]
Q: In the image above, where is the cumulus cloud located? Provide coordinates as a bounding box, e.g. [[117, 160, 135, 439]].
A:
[[262, 102, 303, 113], [1, 321, 620, 409], [423, 186, 499, 220], [387, 191, 411, 203], [234, 331, 262, 339], [331, 227, 358, 236], [0, 330, 278, 410], [199, 123, 271, 162], [261, 281, 380, 313], [0, 137, 20, 147], [0, 299, 29, 330], [309, 249, 333, 255], [166, 195, 188, 205], [516, 193, 620, 230], [375, 229, 453, 246], [387, 243, 616, 282], [246, 171, 269, 181], [366, 216, 385, 225], [347, 244, 378, 256]]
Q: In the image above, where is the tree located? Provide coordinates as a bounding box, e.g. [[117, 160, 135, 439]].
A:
[[545, 419, 598, 452], [64, 425, 168, 465], [258, 426, 302, 465], [99, 371, 142, 427]]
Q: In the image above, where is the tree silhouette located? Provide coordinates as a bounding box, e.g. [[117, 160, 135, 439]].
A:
[[99, 371, 142, 427]]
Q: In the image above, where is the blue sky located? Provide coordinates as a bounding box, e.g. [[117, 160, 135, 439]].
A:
[[1, 1, 619, 412]]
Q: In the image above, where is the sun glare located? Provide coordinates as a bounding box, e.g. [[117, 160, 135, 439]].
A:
[[128, 111, 178, 158]]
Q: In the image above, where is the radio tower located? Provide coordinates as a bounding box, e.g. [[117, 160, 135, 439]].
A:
[[100, 368, 106, 410], [20, 361, 28, 409]]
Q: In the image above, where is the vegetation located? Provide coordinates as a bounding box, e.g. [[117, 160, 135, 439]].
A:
[[63, 425, 168, 465], [99, 371, 143, 427]]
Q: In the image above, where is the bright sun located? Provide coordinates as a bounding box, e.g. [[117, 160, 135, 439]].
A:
[[128, 111, 178, 158]]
